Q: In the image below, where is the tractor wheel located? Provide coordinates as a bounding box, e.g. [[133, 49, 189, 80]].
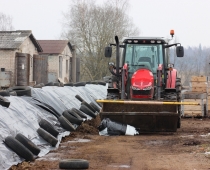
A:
[[176, 78, 182, 128]]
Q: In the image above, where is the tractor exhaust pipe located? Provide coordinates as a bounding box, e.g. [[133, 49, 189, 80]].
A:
[[115, 36, 120, 76]]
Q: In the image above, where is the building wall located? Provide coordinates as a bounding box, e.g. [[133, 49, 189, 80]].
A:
[[0, 50, 16, 86], [48, 45, 72, 83], [0, 37, 39, 86], [19, 37, 39, 82]]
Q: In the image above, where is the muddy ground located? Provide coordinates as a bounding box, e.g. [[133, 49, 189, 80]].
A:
[[10, 116, 210, 170]]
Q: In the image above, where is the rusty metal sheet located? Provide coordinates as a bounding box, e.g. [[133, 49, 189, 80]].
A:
[[33, 55, 48, 84], [15, 53, 30, 86]]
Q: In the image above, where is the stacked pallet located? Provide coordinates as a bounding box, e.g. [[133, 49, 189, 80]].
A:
[[190, 76, 207, 93], [182, 76, 207, 117], [181, 93, 205, 117]]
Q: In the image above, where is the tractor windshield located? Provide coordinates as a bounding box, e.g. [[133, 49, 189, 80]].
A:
[[124, 44, 163, 74]]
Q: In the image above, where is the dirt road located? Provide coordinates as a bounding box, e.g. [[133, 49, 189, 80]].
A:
[[10, 117, 210, 170]]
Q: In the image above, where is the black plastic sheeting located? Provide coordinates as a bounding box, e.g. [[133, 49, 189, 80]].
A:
[[0, 84, 107, 170]]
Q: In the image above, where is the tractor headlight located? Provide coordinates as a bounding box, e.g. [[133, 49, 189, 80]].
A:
[[143, 86, 152, 91], [132, 86, 140, 90]]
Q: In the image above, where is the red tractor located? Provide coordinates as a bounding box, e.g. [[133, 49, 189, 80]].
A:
[[99, 30, 184, 132]]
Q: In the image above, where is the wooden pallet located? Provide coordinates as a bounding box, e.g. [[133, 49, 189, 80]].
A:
[[190, 76, 207, 93], [181, 94, 205, 118]]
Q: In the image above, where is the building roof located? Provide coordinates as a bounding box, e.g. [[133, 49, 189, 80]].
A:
[[0, 30, 43, 52], [38, 40, 73, 54]]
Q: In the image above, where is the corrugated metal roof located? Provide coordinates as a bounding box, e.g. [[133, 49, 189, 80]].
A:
[[0, 30, 42, 52], [38, 40, 72, 54]]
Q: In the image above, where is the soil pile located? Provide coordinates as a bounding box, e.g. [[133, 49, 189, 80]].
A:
[[75, 114, 101, 135]]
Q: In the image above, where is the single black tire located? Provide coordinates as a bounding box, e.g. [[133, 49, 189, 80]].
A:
[[80, 105, 96, 118], [71, 108, 87, 119], [64, 83, 74, 86], [91, 96, 103, 107], [8, 86, 31, 97], [37, 128, 58, 147], [15, 133, 40, 156], [81, 101, 96, 113], [58, 116, 75, 131], [66, 109, 81, 119], [33, 84, 43, 88], [75, 94, 85, 102], [97, 81, 106, 86], [53, 82, 60, 86], [73, 82, 86, 87], [97, 102, 103, 107], [39, 83, 45, 87], [86, 81, 91, 84], [0, 95, 10, 108], [0, 90, 10, 96], [90, 102, 100, 112], [62, 111, 83, 125], [91, 81, 98, 84], [4, 136, 34, 161], [39, 119, 59, 137], [59, 159, 89, 169], [9, 91, 17, 96], [45, 82, 54, 86]]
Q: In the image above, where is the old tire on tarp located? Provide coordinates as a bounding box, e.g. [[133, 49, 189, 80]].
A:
[[64, 83, 74, 86], [80, 105, 96, 118], [15, 133, 40, 156], [45, 82, 54, 86], [62, 111, 83, 125], [81, 101, 96, 113], [71, 108, 87, 119], [4, 136, 34, 161], [66, 109, 81, 119], [90, 102, 100, 112], [0, 90, 10, 96], [53, 82, 60, 86], [39, 119, 59, 137], [9, 91, 17, 96], [58, 116, 75, 131], [0, 96, 10, 108], [73, 82, 86, 87], [37, 128, 58, 147], [8, 86, 31, 97], [75, 94, 85, 102], [59, 159, 89, 169], [33, 84, 43, 88]]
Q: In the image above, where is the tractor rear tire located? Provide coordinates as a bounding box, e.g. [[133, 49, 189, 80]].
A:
[[176, 78, 182, 128]]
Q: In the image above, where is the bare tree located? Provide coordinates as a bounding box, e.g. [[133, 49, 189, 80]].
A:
[[61, 0, 139, 81], [0, 12, 14, 31]]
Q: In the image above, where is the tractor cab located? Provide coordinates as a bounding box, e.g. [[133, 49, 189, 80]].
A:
[[105, 33, 184, 100], [121, 38, 166, 99]]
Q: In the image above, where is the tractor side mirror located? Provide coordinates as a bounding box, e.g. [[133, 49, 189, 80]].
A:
[[176, 46, 184, 57], [105, 46, 112, 58]]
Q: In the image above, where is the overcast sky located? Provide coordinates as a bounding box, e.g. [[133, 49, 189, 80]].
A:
[[0, 0, 209, 47]]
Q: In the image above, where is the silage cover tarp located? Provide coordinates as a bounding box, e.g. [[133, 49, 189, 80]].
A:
[[0, 84, 107, 170]]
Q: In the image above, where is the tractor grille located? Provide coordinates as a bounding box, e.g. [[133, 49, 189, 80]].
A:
[[133, 89, 151, 95]]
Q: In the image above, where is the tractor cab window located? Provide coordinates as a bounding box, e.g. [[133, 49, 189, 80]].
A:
[[124, 44, 163, 74]]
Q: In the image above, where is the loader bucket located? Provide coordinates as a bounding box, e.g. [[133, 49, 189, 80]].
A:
[[100, 102, 178, 132]]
